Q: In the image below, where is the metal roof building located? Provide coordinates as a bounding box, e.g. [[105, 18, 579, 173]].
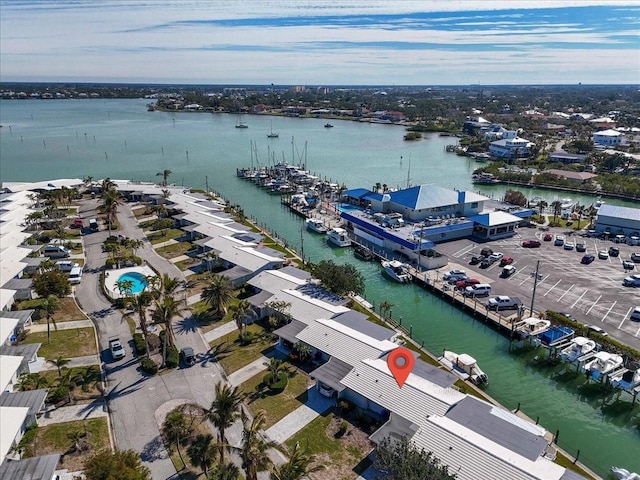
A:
[[595, 204, 640, 236], [0, 454, 61, 480]]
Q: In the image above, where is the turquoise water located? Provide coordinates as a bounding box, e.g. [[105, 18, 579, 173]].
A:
[[1, 99, 639, 476], [117, 272, 147, 294]]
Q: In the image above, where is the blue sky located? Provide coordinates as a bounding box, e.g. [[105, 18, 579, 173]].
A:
[[1, 1, 638, 85]]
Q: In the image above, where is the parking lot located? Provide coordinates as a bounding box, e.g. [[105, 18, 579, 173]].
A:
[[434, 226, 640, 349]]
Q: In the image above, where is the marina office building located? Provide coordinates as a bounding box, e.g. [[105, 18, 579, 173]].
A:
[[594, 204, 640, 236], [340, 184, 531, 268]]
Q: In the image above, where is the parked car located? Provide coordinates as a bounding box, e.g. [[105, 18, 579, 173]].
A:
[[73, 218, 84, 228], [623, 274, 640, 287], [630, 307, 640, 322], [608, 246, 620, 257], [554, 235, 565, 246], [587, 325, 608, 336], [469, 255, 482, 265], [488, 252, 504, 263], [464, 284, 491, 297], [180, 347, 196, 366], [499, 256, 513, 266], [543, 233, 553, 241], [614, 234, 626, 243], [631, 252, 640, 263], [443, 269, 466, 281], [563, 243, 574, 250], [585, 230, 598, 237], [522, 239, 541, 248], [628, 236, 640, 246], [598, 250, 609, 260], [480, 257, 492, 268], [109, 338, 126, 360], [456, 278, 480, 289], [622, 260, 635, 270], [560, 312, 577, 322], [581, 254, 595, 264], [501, 265, 517, 277], [575, 242, 586, 252], [43, 245, 71, 258], [55, 260, 80, 272], [480, 247, 493, 258]]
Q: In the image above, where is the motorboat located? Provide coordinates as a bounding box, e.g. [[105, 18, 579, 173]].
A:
[[560, 198, 575, 210], [353, 245, 375, 261], [538, 326, 574, 347], [528, 196, 543, 208], [582, 351, 624, 381], [609, 367, 640, 390], [611, 467, 640, 480], [305, 218, 328, 234], [381, 260, 412, 283], [327, 227, 351, 247], [324, 123, 334, 128], [559, 336, 596, 363], [438, 350, 488, 385], [513, 317, 551, 339]]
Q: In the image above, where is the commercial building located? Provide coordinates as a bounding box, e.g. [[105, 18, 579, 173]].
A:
[[594, 204, 640, 236]]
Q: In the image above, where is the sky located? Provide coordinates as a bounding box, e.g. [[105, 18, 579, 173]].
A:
[[0, 0, 639, 85]]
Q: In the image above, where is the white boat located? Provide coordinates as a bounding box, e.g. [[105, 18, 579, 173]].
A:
[[582, 351, 624, 381], [609, 367, 640, 390], [513, 317, 551, 339], [327, 227, 351, 247], [611, 467, 640, 480], [528, 196, 543, 208], [559, 336, 596, 363], [439, 350, 488, 385], [594, 199, 605, 209], [381, 260, 412, 283], [559, 198, 575, 210], [305, 218, 328, 234]]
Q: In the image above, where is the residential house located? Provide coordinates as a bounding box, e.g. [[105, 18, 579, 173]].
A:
[[593, 129, 624, 146]]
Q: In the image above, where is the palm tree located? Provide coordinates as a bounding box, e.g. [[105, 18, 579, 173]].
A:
[[201, 274, 234, 317], [293, 342, 312, 363], [152, 295, 189, 364], [67, 429, 88, 454], [240, 410, 281, 480], [100, 177, 116, 195], [265, 300, 292, 329], [49, 355, 71, 377], [550, 200, 563, 225], [205, 383, 244, 462], [264, 358, 286, 385], [574, 204, 585, 230], [16, 373, 48, 391], [379, 300, 393, 319], [537, 200, 548, 222], [208, 462, 241, 480], [156, 169, 172, 186], [116, 278, 134, 297], [229, 300, 253, 340], [161, 409, 189, 467], [123, 290, 154, 355], [160, 273, 182, 297], [40, 295, 60, 344], [269, 441, 325, 480], [101, 189, 122, 235], [187, 433, 217, 477]]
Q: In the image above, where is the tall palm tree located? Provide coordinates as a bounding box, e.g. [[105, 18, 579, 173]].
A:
[[40, 295, 60, 344], [152, 295, 189, 364], [101, 189, 122, 235], [187, 433, 217, 477], [264, 358, 286, 385], [156, 169, 172, 186], [240, 410, 281, 480], [537, 200, 548, 222], [201, 274, 234, 317], [205, 382, 244, 462], [550, 200, 563, 225], [123, 291, 154, 355], [269, 441, 325, 480], [229, 300, 253, 340], [379, 300, 393, 319], [49, 355, 71, 377], [209, 462, 241, 480], [574, 204, 585, 230], [116, 278, 134, 297], [161, 409, 189, 467], [100, 177, 116, 196], [160, 273, 182, 297]]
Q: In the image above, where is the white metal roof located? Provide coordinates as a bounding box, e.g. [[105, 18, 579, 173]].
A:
[[248, 269, 306, 294], [0, 354, 23, 392], [0, 317, 20, 345], [2, 178, 83, 193], [0, 289, 17, 311], [219, 246, 283, 272], [0, 406, 30, 463], [266, 289, 348, 326]]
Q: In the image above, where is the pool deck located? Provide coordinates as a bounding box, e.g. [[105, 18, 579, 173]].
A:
[[105, 265, 156, 298]]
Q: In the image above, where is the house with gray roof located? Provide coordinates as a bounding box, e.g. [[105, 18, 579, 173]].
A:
[[0, 454, 61, 480]]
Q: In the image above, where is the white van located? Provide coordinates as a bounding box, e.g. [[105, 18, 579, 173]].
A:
[[89, 218, 98, 230], [464, 284, 492, 297], [56, 260, 79, 272], [69, 266, 83, 284], [501, 265, 516, 277], [43, 245, 71, 258]]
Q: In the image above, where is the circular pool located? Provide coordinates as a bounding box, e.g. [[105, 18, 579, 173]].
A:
[[116, 272, 148, 294]]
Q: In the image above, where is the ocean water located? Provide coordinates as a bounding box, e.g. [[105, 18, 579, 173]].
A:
[[1, 98, 638, 475]]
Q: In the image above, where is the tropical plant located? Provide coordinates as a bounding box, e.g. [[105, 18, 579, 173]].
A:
[[229, 300, 253, 340], [162, 409, 190, 466], [265, 300, 292, 329], [16, 373, 48, 391], [240, 410, 282, 480], [156, 169, 172, 186], [208, 462, 241, 480], [49, 355, 71, 377], [201, 274, 234, 317], [537, 200, 548, 219], [100, 189, 122, 235], [123, 291, 154, 356], [264, 358, 286, 385], [293, 342, 312, 363], [204, 382, 244, 462], [33, 270, 71, 298], [84, 449, 151, 480], [152, 295, 189, 365], [268, 441, 325, 480], [116, 278, 134, 297], [374, 436, 455, 480], [379, 300, 394, 319], [187, 434, 219, 477], [67, 429, 89, 454], [312, 260, 365, 296], [40, 294, 60, 344], [550, 200, 563, 224]]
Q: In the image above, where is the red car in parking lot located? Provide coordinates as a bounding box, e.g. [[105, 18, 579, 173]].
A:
[[500, 256, 514, 266], [522, 239, 541, 248], [455, 278, 480, 289], [543, 233, 553, 241]]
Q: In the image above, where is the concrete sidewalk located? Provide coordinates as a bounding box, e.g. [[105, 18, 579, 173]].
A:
[[38, 400, 108, 426], [228, 356, 269, 386], [41, 355, 100, 370], [152, 238, 178, 249], [203, 320, 237, 343], [169, 254, 190, 264], [265, 386, 334, 444], [29, 319, 93, 333]]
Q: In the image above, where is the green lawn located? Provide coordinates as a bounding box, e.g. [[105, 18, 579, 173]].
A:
[[210, 322, 275, 373], [19, 297, 88, 324], [241, 363, 311, 429], [24, 327, 97, 358], [155, 241, 194, 259], [175, 257, 200, 271], [40, 366, 102, 401], [147, 228, 185, 245]]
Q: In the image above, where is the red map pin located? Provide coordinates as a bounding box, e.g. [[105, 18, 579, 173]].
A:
[[387, 347, 415, 388]]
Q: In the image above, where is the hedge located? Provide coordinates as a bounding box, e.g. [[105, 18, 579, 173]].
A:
[[133, 333, 146, 355], [166, 346, 179, 369], [140, 357, 157, 375], [263, 372, 288, 393]]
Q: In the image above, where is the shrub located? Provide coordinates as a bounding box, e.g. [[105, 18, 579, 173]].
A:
[[133, 333, 146, 354], [131, 255, 142, 265], [338, 399, 354, 413], [47, 385, 69, 404], [165, 346, 179, 369], [140, 357, 158, 375], [337, 420, 349, 437], [105, 258, 116, 268], [263, 372, 288, 392]]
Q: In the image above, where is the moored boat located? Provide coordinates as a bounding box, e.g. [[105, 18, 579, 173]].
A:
[[327, 227, 351, 247], [559, 336, 596, 363], [381, 260, 412, 283], [353, 245, 374, 261], [560, 198, 575, 210], [324, 123, 334, 128], [513, 317, 551, 339], [305, 218, 328, 234], [438, 350, 488, 385], [581, 351, 624, 381]]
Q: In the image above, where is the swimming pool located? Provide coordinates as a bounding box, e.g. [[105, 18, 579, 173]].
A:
[[116, 272, 148, 294], [335, 203, 363, 213]]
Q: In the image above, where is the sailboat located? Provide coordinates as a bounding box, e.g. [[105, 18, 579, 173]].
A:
[[235, 115, 248, 129], [267, 121, 279, 138]]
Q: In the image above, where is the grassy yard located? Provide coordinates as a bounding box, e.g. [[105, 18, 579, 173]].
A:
[[40, 366, 102, 402], [241, 363, 311, 429], [155, 241, 194, 259], [285, 410, 374, 480], [19, 297, 88, 324], [147, 228, 185, 245], [175, 257, 200, 271], [210, 322, 275, 373], [22, 418, 110, 472], [24, 327, 97, 358]]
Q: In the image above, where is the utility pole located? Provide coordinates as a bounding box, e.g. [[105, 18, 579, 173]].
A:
[[530, 260, 540, 316]]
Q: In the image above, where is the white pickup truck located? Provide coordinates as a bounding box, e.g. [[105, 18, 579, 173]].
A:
[[486, 295, 522, 310], [109, 338, 126, 360]]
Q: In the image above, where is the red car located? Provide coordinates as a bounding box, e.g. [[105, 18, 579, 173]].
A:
[[456, 278, 480, 289], [543, 233, 553, 241], [499, 256, 514, 266], [522, 239, 541, 248]]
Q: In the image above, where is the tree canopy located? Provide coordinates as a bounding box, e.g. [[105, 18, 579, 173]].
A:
[[311, 260, 365, 296], [83, 449, 150, 480], [33, 269, 71, 298], [374, 436, 456, 480]]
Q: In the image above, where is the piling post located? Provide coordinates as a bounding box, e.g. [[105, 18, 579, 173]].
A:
[[535, 416, 539, 425], [409, 325, 413, 338], [553, 430, 559, 444], [515, 402, 520, 413], [573, 450, 580, 464]]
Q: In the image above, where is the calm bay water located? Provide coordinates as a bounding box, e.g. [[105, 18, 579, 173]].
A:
[[1, 99, 638, 476]]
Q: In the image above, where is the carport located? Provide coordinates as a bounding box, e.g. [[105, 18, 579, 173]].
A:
[[470, 211, 521, 240]]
